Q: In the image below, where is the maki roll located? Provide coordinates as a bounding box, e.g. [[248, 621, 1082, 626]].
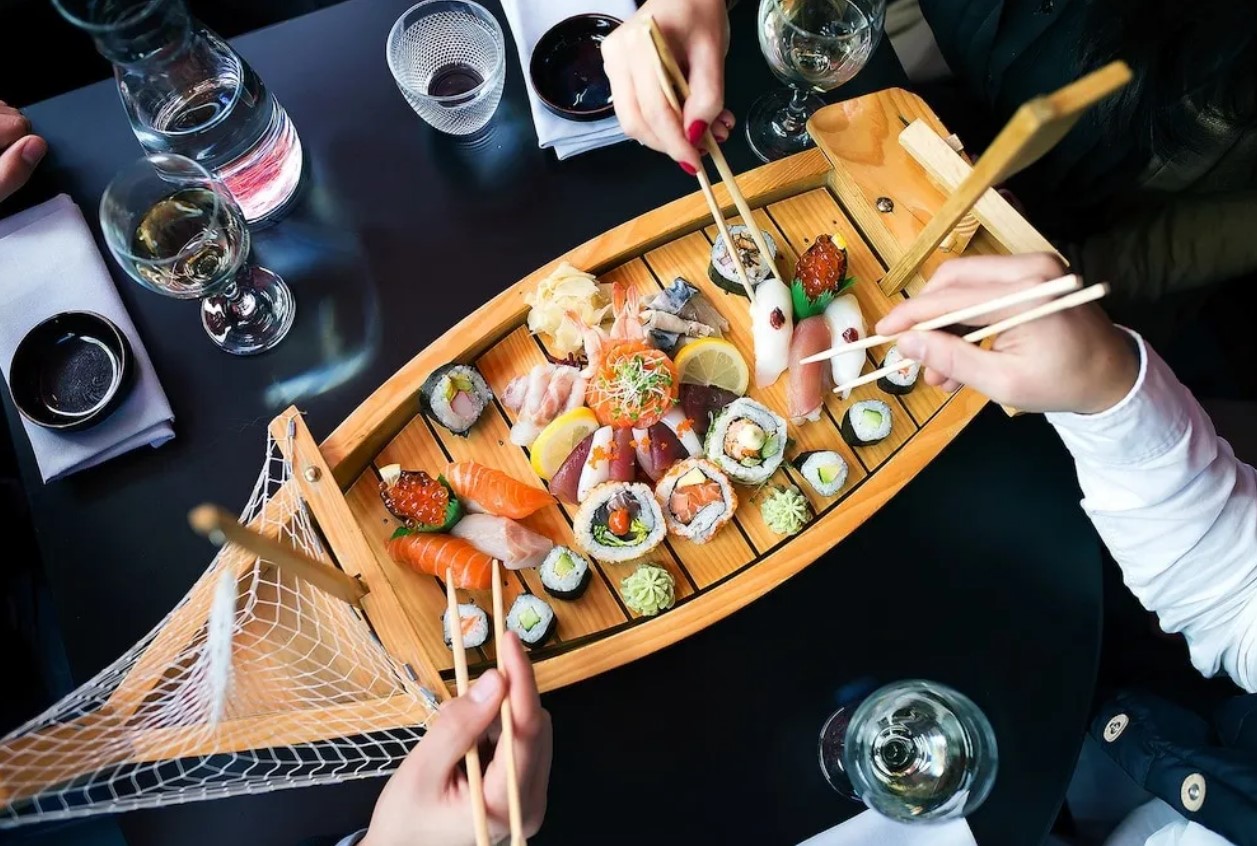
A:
[[708, 225, 778, 297], [420, 364, 493, 437], [841, 399, 893, 446], [573, 481, 667, 563], [655, 458, 738, 544], [876, 345, 920, 395], [793, 450, 849, 497], [539, 546, 592, 600], [378, 464, 462, 532], [506, 594, 556, 649], [442, 602, 490, 650], [705, 397, 787, 485]]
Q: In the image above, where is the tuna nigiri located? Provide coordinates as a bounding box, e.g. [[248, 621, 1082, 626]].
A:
[[450, 514, 554, 570], [787, 316, 833, 424], [445, 461, 556, 519], [387, 531, 493, 590]]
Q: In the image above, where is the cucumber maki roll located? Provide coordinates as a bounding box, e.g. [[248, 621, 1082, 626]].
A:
[[539, 546, 592, 600], [705, 397, 787, 485], [506, 594, 556, 649], [708, 225, 778, 297], [793, 450, 849, 497], [442, 602, 490, 650], [841, 399, 893, 446], [876, 345, 920, 395], [419, 363, 493, 436]]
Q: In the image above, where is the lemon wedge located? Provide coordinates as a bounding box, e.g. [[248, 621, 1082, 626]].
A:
[[530, 407, 600, 480], [673, 338, 750, 395]]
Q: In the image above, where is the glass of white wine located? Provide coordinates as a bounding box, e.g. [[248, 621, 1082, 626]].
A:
[[819, 679, 998, 822], [100, 153, 294, 355], [748, 0, 886, 161]]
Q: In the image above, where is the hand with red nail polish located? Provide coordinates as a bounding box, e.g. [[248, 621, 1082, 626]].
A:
[[0, 102, 46, 203], [601, 0, 731, 172]]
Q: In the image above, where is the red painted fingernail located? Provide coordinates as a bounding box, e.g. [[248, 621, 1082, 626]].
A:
[[679, 161, 697, 176], [686, 120, 708, 146]]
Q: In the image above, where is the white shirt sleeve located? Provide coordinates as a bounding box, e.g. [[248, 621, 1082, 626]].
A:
[[1045, 331, 1257, 693]]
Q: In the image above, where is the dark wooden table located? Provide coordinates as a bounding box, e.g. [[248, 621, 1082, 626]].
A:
[[4, 0, 1102, 843]]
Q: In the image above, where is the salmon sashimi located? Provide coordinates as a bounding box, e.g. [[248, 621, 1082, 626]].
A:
[[668, 479, 726, 525], [787, 315, 832, 424], [445, 461, 556, 519], [387, 532, 493, 590]]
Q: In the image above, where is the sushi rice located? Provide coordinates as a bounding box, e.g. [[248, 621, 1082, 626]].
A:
[[442, 602, 490, 650], [420, 364, 494, 436], [506, 594, 556, 648], [794, 450, 849, 497], [708, 224, 778, 296], [654, 458, 737, 543], [539, 546, 592, 600], [877, 345, 920, 395], [573, 481, 667, 563], [705, 397, 788, 485], [841, 399, 893, 446]]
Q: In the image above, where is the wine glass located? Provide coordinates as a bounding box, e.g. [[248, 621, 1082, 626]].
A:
[[747, 0, 886, 162], [100, 153, 295, 355], [818, 679, 998, 822]]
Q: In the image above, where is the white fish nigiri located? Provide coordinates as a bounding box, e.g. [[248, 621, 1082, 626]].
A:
[[750, 277, 794, 389], [823, 294, 866, 399]]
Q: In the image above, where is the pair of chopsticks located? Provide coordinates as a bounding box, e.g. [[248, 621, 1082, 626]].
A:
[[797, 274, 1107, 395], [644, 17, 779, 303], [445, 562, 525, 846]]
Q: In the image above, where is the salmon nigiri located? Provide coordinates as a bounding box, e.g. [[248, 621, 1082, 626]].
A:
[[387, 531, 493, 590], [444, 461, 555, 519]]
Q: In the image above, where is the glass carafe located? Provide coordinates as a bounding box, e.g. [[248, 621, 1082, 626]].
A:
[[55, 0, 303, 224]]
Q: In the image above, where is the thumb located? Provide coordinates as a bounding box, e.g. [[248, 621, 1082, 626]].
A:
[[412, 670, 505, 787], [0, 136, 45, 203], [897, 331, 1012, 400], [682, 38, 725, 145]]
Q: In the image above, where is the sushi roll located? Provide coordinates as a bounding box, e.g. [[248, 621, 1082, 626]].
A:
[[708, 224, 778, 296], [876, 346, 920, 395], [841, 399, 893, 446], [794, 450, 849, 497], [442, 602, 490, 650], [655, 458, 737, 543], [705, 397, 787, 485], [573, 481, 667, 563], [506, 594, 556, 649], [420, 364, 493, 437], [539, 546, 592, 600]]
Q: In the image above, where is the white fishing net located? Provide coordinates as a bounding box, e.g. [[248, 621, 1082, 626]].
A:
[[0, 428, 438, 827]]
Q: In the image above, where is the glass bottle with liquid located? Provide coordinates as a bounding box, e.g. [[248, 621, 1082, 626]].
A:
[[55, 0, 303, 224]]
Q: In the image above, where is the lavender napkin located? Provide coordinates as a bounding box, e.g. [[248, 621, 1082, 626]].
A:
[[797, 811, 977, 846], [0, 194, 174, 483]]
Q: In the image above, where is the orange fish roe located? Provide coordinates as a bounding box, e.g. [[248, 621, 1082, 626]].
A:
[[676, 417, 695, 435], [380, 470, 451, 528]]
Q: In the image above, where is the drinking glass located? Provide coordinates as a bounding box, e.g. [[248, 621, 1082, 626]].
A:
[[747, 0, 886, 161], [100, 153, 295, 355], [386, 0, 507, 136], [819, 679, 998, 822]]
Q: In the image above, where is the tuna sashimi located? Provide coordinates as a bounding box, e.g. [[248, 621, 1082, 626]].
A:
[[550, 432, 594, 504], [387, 532, 493, 590], [450, 514, 554, 570], [610, 427, 637, 482], [445, 461, 555, 519], [787, 315, 833, 424], [678, 384, 739, 439], [648, 422, 689, 479]]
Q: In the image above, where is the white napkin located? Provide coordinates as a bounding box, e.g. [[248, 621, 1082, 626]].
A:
[[0, 195, 175, 483], [798, 811, 977, 846], [500, 0, 635, 159]]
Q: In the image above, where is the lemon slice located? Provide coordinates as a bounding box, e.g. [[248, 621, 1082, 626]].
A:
[[673, 338, 750, 395], [530, 407, 600, 480]]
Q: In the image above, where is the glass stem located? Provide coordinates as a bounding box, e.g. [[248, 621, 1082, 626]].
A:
[[215, 266, 259, 319], [778, 86, 813, 135]]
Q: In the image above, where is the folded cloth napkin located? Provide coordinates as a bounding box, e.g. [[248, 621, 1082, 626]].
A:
[[500, 0, 636, 159], [798, 811, 977, 846], [0, 194, 174, 483]]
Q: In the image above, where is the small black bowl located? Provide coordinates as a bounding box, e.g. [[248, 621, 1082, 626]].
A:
[[529, 14, 621, 122], [9, 312, 134, 432]]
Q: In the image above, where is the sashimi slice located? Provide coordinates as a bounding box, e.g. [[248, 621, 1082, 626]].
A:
[[648, 422, 689, 478], [577, 426, 614, 502], [450, 513, 553, 570], [632, 427, 656, 481], [550, 431, 595, 504], [678, 384, 739, 439], [787, 315, 832, 424], [610, 427, 637, 482], [386, 532, 493, 590], [660, 406, 702, 456], [444, 461, 555, 519]]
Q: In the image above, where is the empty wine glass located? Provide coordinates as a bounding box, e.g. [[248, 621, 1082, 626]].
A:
[[819, 679, 998, 822], [748, 0, 886, 161], [100, 153, 295, 355]]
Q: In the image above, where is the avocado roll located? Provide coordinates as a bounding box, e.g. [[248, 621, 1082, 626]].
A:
[[506, 594, 556, 649], [442, 602, 490, 650], [705, 397, 788, 485], [876, 346, 920, 395], [793, 450, 849, 497], [419, 363, 493, 437], [841, 399, 893, 446], [573, 481, 667, 563], [539, 546, 592, 600], [708, 225, 778, 296]]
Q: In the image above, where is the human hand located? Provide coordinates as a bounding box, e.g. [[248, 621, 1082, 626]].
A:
[[602, 0, 735, 174], [0, 102, 46, 203], [362, 631, 552, 846], [876, 253, 1139, 415]]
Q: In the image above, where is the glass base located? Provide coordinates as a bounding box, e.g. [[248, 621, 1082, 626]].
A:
[[201, 265, 295, 355], [819, 706, 860, 800], [746, 88, 826, 162]]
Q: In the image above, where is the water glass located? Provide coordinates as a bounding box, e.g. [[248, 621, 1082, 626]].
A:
[[386, 0, 507, 136], [819, 679, 998, 822]]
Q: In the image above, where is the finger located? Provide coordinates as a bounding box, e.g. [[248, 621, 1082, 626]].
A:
[[926, 252, 1066, 291], [0, 136, 46, 203], [0, 110, 32, 147], [500, 631, 542, 733], [711, 121, 729, 143], [680, 36, 725, 148], [408, 670, 505, 791], [628, 47, 698, 172], [716, 109, 735, 131], [896, 330, 1013, 402], [611, 70, 666, 155]]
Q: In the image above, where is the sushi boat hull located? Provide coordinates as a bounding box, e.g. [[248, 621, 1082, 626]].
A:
[[307, 89, 1037, 695]]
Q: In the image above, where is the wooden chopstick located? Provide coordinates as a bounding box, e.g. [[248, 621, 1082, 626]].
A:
[[445, 570, 492, 846], [833, 283, 1109, 395], [800, 274, 1082, 364], [492, 561, 526, 846]]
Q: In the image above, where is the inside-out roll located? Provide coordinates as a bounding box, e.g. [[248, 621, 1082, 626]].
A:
[[704, 397, 788, 485], [654, 458, 737, 544], [573, 481, 667, 563]]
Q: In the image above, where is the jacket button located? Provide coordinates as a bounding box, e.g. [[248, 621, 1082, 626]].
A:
[[1103, 713, 1128, 742], [1181, 773, 1206, 812]]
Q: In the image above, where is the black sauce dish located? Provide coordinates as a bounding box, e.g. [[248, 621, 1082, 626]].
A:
[[529, 14, 621, 122]]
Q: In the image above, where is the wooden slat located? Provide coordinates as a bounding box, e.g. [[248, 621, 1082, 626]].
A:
[[825, 360, 915, 472]]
